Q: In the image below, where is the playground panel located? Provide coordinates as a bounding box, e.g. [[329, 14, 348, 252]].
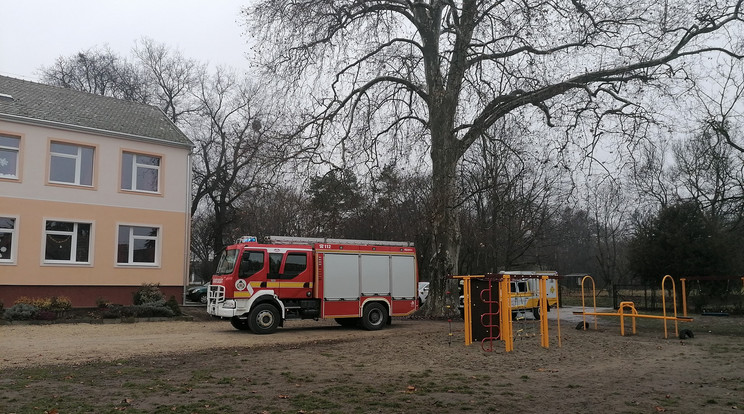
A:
[[454, 271, 561, 352]]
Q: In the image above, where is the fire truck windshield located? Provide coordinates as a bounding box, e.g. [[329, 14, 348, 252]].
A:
[[215, 249, 239, 275]]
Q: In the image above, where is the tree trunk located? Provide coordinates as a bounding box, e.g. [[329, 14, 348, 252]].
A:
[[423, 118, 462, 316], [210, 203, 228, 271]]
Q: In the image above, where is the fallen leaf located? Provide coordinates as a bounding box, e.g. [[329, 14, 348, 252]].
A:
[[655, 406, 666, 412]]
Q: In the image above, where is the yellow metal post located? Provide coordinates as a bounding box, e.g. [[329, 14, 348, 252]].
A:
[[581, 275, 598, 330], [463, 277, 472, 346], [661, 275, 679, 339], [556, 286, 562, 347], [500, 275, 513, 352], [540, 276, 549, 348]]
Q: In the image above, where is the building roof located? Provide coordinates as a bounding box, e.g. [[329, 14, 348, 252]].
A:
[[0, 75, 192, 148]]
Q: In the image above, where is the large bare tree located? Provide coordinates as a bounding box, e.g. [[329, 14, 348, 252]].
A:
[[693, 59, 744, 154], [458, 121, 565, 273], [133, 38, 204, 124], [190, 68, 284, 262], [40, 46, 149, 102], [249, 1, 743, 314]]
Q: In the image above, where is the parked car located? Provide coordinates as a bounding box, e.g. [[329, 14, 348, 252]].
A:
[[418, 282, 429, 305], [186, 283, 209, 304]]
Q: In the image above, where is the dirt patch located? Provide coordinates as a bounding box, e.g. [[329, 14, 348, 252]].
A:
[[0, 307, 743, 413]]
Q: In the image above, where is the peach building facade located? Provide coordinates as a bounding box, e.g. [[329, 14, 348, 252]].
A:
[[0, 75, 193, 306]]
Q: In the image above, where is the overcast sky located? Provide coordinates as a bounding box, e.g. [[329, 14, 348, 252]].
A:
[[0, 0, 250, 81]]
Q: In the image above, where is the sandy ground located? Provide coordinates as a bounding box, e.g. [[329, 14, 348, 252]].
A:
[[0, 305, 691, 369], [0, 313, 384, 369], [1, 306, 743, 413]]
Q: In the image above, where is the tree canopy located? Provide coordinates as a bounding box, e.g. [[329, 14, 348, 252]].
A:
[[628, 202, 737, 283], [35, 4, 744, 308], [244, 0, 744, 314]]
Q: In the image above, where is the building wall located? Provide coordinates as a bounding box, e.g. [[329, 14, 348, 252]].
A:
[[0, 120, 191, 307]]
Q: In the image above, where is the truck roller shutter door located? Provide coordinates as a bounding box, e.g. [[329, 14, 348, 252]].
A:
[[391, 255, 416, 299]]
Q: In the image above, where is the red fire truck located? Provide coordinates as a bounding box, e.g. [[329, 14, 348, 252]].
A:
[[207, 236, 419, 334]]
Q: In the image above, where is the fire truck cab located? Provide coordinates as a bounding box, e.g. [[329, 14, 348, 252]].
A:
[[207, 236, 419, 334]]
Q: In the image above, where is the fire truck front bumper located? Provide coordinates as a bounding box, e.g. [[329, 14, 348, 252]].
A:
[[208, 300, 238, 318]]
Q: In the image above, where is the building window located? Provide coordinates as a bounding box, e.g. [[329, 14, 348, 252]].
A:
[[121, 152, 161, 193], [117, 225, 159, 265], [0, 134, 20, 179], [44, 220, 91, 263], [49, 141, 94, 186], [0, 216, 17, 263]]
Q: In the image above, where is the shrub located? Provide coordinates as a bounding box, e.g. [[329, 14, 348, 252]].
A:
[[4, 303, 39, 321], [101, 304, 131, 319], [100, 303, 175, 319], [49, 296, 72, 313], [13, 296, 72, 319], [14, 296, 72, 313], [165, 296, 182, 316], [133, 283, 165, 305], [132, 304, 175, 318], [37, 311, 57, 321], [96, 297, 111, 309], [15, 296, 51, 309]]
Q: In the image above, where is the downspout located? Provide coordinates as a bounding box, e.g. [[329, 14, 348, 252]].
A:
[[183, 147, 194, 305]]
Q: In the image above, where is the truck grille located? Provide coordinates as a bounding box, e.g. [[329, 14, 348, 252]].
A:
[[208, 284, 225, 303]]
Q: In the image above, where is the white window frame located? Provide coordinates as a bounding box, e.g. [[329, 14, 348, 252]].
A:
[[42, 219, 93, 265], [121, 151, 161, 193], [0, 215, 18, 264], [117, 224, 161, 267], [0, 134, 20, 179], [49, 141, 94, 186]]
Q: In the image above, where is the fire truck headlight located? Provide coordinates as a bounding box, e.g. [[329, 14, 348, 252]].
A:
[[223, 300, 237, 309]]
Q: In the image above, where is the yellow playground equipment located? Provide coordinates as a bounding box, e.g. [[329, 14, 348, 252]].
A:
[[454, 271, 561, 352], [574, 275, 693, 338]]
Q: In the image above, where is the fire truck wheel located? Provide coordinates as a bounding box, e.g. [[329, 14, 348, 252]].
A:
[[361, 302, 387, 331], [230, 316, 251, 331], [248, 303, 280, 334], [532, 307, 540, 320]]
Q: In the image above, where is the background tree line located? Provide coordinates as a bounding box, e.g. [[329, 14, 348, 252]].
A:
[[37, 0, 744, 314]]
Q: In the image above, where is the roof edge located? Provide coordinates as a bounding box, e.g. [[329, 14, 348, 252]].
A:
[[0, 113, 194, 149]]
